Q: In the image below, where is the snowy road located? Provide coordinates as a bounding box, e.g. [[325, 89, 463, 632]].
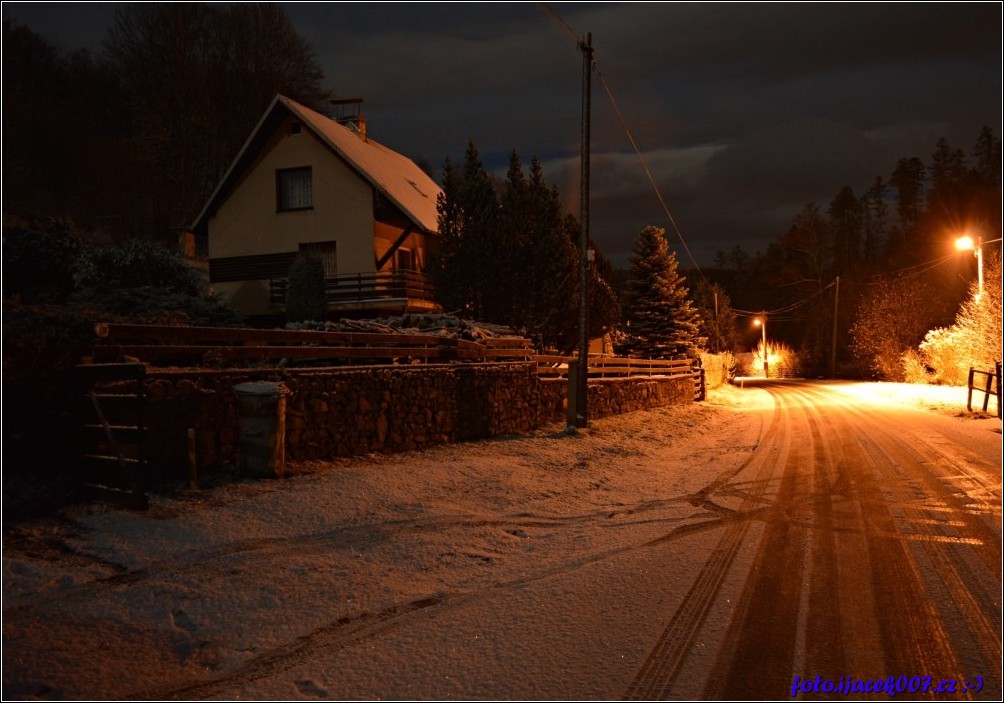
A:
[[3, 381, 1001, 700]]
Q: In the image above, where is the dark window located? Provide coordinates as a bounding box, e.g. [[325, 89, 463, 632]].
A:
[[395, 247, 414, 272], [277, 167, 312, 211], [299, 241, 337, 278]]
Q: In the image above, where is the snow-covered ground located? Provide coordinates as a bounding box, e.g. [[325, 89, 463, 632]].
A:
[[2, 381, 999, 699]]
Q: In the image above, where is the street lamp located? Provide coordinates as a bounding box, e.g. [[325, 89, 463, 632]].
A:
[[955, 234, 1004, 302], [753, 315, 768, 378], [955, 234, 984, 301]]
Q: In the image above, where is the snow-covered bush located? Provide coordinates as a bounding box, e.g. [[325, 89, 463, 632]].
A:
[[748, 339, 802, 378]]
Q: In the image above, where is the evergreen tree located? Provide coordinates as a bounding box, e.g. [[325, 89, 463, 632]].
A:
[[285, 254, 327, 323], [692, 279, 737, 354], [429, 141, 500, 319], [496, 150, 535, 328], [827, 186, 863, 274], [585, 239, 621, 344], [889, 157, 926, 243], [862, 176, 888, 263], [781, 203, 832, 284], [971, 126, 1002, 188], [432, 144, 618, 352], [927, 136, 967, 204], [618, 225, 704, 359], [522, 158, 579, 350]]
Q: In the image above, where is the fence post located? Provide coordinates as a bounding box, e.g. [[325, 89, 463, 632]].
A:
[[997, 362, 1002, 420], [983, 370, 993, 413], [967, 367, 975, 412]]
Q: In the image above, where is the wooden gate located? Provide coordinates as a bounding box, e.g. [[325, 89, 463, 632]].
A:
[[76, 363, 149, 510]]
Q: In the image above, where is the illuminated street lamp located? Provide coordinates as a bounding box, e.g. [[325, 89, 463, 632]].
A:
[[955, 234, 984, 301], [753, 315, 768, 378], [955, 234, 1004, 302]]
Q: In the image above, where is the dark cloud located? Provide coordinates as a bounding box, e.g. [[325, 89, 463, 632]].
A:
[[4, 1, 1000, 267]]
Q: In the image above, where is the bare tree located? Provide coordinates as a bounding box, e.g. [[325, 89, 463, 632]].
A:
[[104, 3, 329, 241]]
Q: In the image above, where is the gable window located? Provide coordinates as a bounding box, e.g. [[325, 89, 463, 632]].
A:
[[277, 167, 312, 211]]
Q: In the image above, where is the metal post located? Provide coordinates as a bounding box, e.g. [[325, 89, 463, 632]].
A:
[[830, 275, 840, 378], [574, 32, 592, 428], [761, 313, 768, 378], [976, 236, 984, 300], [566, 358, 580, 429]]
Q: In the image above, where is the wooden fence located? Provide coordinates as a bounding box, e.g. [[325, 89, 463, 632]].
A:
[[91, 323, 533, 366], [967, 362, 1002, 418], [269, 270, 435, 308], [534, 354, 705, 401], [89, 324, 704, 399]]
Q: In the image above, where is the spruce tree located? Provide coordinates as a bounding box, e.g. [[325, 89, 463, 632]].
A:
[[619, 225, 704, 359], [285, 253, 327, 323], [692, 279, 737, 354], [524, 160, 579, 350], [429, 140, 499, 319]]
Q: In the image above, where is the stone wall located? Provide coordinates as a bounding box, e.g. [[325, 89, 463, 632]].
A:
[[135, 362, 694, 479]]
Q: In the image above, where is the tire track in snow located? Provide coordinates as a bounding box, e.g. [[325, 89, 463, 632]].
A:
[[705, 383, 999, 699], [134, 510, 758, 700], [2, 497, 707, 613], [623, 391, 784, 700]]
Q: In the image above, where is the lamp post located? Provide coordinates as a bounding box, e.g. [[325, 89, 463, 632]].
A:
[[955, 235, 984, 301], [754, 315, 768, 378], [955, 234, 1003, 302]]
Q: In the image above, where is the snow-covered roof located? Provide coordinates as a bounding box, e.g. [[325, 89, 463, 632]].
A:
[[192, 94, 442, 235]]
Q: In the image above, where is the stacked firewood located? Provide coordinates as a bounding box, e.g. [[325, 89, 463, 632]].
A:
[[287, 314, 521, 341]]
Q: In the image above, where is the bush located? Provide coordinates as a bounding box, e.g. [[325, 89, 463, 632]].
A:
[[901, 253, 1002, 385], [285, 254, 327, 323], [849, 277, 948, 381], [748, 339, 802, 378], [70, 240, 241, 326], [74, 239, 203, 295], [72, 286, 242, 326], [915, 327, 970, 385], [2, 218, 83, 303], [901, 349, 934, 384]]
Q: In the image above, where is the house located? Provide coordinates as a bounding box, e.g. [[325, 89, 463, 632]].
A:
[[192, 95, 443, 321]]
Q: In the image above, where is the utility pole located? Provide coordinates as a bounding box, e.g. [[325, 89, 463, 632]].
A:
[[574, 31, 592, 428], [830, 275, 840, 378]]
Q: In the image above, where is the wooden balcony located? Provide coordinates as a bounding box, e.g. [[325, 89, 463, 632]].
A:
[[269, 270, 439, 314]]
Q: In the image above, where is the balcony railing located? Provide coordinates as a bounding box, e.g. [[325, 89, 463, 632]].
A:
[[269, 270, 437, 311]]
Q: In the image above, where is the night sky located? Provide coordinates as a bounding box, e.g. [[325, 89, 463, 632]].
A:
[[4, 2, 1001, 267]]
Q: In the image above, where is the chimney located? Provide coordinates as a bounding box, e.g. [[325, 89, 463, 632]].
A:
[[330, 98, 366, 141]]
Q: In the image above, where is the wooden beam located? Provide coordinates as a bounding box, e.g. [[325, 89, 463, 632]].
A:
[[375, 224, 416, 271]]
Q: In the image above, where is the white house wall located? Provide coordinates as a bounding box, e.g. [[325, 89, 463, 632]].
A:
[[208, 118, 376, 315]]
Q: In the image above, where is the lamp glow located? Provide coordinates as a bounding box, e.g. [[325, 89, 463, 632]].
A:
[[955, 235, 976, 252]]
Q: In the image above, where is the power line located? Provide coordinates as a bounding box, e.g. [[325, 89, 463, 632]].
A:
[[535, 2, 579, 42], [594, 66, 703, 275], [865, 254, 954, 284], [734, 279, 836, 318], [536, 3, 704, 276]]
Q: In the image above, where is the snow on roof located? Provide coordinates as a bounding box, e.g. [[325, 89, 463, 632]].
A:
[[280, 96, 442, 234], [192, 95, 442, 235]]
